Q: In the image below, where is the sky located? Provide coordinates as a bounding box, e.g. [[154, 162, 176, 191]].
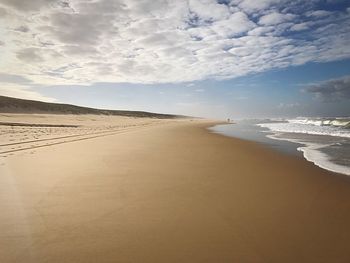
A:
[[0, 0, 349, 119]]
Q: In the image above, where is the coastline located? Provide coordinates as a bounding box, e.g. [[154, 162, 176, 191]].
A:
[[210, 121, 350, 177], [1, 116, 350, 263]]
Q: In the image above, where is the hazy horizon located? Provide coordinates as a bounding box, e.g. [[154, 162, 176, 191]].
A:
[[0, 0, 349, 119]]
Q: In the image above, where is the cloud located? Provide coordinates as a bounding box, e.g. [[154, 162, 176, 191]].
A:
[[0, 6, 7, 17], [0, 73, 32, 84], [14, 25, 29, 32], [303, 75, 350, 102], [210, 11, 255, 37], [306, 10, 332, 17], [0, 0, 349, 87], [237, 0, 285, 12], [48, 12, 108, 46], [248, 26, 274, 36], [258, 12, 296, 26], [16, 48, 44, 63], [189, 0, 230, 21], [0, 72, 56, 102], [290, 22, 309, 31], [0, 83, 56, 102], [0, 0, 56, 12]]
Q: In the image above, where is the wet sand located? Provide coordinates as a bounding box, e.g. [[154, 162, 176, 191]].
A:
[[1, 114, 350, 262]]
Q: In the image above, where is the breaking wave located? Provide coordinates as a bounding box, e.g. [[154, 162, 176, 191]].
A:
[[287, 117, 350, 128], [257, 117, 350, 138], [257, 117, 350, 176]]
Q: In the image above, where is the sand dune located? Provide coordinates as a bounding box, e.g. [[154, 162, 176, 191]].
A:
[[1, 115, 350, 263], [0, 95, 183, 118]]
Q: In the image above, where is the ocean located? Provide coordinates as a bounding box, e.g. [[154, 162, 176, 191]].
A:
[[210, 117, 350, 176]]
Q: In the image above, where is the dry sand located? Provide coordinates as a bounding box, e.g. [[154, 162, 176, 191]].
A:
[[1, 114, 350, 263]]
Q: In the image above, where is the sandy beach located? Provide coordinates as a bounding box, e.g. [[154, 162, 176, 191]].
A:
[[1, 114, 350, 263]]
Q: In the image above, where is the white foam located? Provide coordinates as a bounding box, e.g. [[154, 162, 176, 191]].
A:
[[261, 128, 350, 176], [286, 117, 350, 127], [257, 122, 350, 138], [297, 143, 350, 176]]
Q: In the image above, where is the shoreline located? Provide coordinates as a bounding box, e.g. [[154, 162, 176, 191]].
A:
[[210, 122, 350, 177], [1, 116, 350, 263]]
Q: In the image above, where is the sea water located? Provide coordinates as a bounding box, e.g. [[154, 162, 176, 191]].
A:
[[210, 117, 350, 176]]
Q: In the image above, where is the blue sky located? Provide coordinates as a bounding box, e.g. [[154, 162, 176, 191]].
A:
[[0, 0, 349, 118], [34, 59, 350, 118]]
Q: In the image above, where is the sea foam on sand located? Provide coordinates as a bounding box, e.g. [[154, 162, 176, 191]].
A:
[[258, 117, 350, 176]]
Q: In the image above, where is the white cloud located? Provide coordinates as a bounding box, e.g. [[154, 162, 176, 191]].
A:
[[16, 48, 44, 62], [0, 6, 7, 17], [0, 0, 349, 88], [0, 0, 56, 12], [290, 22, 309, 31], [210, 11, 255, 38], [189, 0, 230, 21], [0, 83, 56, 102], [237, 0, 285, 12], [306, 10, 333, 17], [0, 72, 56, 101], [248, 26, 274, 36], [258, 12, 296, 26]]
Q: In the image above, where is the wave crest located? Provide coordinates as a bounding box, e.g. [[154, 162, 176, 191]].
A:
[[258, 117, 350, 138], [287, 117, 350, 128]]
